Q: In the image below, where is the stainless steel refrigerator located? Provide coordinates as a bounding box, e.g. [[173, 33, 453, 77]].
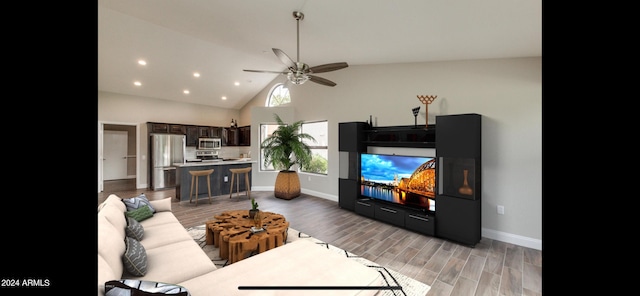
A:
[[150, 133, 185, 190]]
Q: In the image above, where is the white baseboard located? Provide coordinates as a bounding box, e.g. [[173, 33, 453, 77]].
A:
[[252, 186, 272, 192], [481, 228, 542, 250], [251, 187, 338, 202], [301, 189, 338, 202]]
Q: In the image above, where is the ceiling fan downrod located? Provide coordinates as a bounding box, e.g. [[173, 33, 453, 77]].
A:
[[293, 11, 304, 63]]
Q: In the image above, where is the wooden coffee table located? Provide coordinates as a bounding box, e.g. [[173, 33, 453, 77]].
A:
[[205, 210, 289, 264]]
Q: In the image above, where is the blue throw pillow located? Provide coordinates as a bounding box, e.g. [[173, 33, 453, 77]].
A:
[[122, 193, 156, 213]]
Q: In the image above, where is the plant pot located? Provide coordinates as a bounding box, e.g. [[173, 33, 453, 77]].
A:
[[249, 209, 259, 219], [274, 170, 301, 200]]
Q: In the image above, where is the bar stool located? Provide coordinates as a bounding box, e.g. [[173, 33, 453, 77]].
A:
[[229, 167, 252, 199], [189, 169, 214, 206]]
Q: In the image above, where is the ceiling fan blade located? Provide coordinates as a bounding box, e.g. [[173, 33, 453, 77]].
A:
[[243, 69, 288, 74], [309, 62, 349, 74], [308, 75, 337, 87], [272, 48, 297, 71]]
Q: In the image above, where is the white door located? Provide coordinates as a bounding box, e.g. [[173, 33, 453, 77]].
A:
[[104, 130, 128, 180]]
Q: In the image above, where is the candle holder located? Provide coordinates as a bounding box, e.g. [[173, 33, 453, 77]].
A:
[[417, 95, 437, 129], [411, 107, 420, 128]]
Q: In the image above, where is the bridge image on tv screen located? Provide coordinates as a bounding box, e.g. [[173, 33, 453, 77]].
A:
[[360, 153, 436, 211]]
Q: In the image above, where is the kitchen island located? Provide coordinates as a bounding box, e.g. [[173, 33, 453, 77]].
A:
[[173, 159, 256, 202]]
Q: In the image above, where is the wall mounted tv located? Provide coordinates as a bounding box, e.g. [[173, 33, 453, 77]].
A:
[[360, 153, 436, 212]]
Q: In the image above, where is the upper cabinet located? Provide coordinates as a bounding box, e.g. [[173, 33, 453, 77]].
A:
[[238, 126, 251, 146], [149, 123, 169, 133], [149, 122, 248, 147], [211, 127, 222, 138], [197, 126, 209, 138], [149, 122, 186, 135], [186, 126, 198, 146], [222, 127, 239, 146], [169, 124, 186, 134]]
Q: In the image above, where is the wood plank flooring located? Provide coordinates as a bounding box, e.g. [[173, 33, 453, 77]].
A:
[[98, 180, 542, 296]]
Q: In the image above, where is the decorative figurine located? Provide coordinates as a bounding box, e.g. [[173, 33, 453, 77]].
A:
[[417, 95, 437, 129], [412, 106, 420, 128]]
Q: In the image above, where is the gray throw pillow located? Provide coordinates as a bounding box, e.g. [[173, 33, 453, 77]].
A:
[[125, 217, 144, 241], [122, 193, 156, 213], [123, 237, 147, 276]]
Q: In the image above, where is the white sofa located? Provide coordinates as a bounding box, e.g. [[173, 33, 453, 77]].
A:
[[97, 194, 383, 295]]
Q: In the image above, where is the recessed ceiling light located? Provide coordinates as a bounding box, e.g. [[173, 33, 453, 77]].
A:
[[183, 90, 190, 94], [234, 82, 240, 86], [134, 81, 142, 86], [221, 96, 227, 100], [138, 60, 146, 66], [193, 72, 200, 78]]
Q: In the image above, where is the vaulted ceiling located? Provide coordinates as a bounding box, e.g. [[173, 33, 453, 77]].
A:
[[98, 0, 542, 110]]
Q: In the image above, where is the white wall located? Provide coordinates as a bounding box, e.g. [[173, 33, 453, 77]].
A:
[[99, 57, 542, 250], [241, 57, 542, 249], [98, 93, 242, 189]]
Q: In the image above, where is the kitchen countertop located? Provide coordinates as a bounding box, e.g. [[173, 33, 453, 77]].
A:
[[174, 158, 255, 167]]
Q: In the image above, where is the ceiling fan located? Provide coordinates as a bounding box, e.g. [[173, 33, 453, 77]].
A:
[[243, 11, 348, 87]]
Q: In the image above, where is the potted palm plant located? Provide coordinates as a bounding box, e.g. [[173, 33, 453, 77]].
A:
[[260, 113, 316, 200]]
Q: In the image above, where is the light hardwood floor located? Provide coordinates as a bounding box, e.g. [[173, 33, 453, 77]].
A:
[[98, 179, 542, 296]]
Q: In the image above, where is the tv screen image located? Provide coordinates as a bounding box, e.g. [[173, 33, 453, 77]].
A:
[[360, 153, 436, 212]]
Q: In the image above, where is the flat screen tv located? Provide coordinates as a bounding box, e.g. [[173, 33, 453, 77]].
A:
[[360, 153, 436, 212]]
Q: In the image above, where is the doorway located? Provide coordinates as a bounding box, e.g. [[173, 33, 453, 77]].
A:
[[104, 130, 128, 180], [99, 123, 138, 193]]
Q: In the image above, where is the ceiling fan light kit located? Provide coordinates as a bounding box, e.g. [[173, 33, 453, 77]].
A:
[[244, 11, 348, 87]]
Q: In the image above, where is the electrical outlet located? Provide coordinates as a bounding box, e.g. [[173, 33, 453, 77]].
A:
[[224, 176, 228, 182], [497, 205, 504, 215]]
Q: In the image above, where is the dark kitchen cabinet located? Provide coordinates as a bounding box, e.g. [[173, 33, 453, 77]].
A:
[[186, 126, 198, 146], [238, 126, 251, 146], [169, 124, 186, 134], [198, 126, 212, 138], [198, 126, 221, 138], [149, 122, 185, 134], [211, 127, 222, 138], [222, 128, 239, 146], [150, 123, 169, 133]]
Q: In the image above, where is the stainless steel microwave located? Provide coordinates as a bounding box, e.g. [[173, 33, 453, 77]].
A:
[[198, 138, 221, 150]]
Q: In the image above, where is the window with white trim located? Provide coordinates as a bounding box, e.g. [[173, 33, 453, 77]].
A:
[[266, 84, 290, 107], [300, 120, 328, 175]]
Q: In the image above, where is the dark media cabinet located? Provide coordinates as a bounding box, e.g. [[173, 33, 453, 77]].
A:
[[338, 114, 481, 246]]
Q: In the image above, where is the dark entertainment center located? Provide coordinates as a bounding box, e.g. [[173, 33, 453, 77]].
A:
[[338, 113, 481, 246]]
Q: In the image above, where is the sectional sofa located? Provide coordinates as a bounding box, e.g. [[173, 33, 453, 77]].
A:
[[97, 194, 384, 295]]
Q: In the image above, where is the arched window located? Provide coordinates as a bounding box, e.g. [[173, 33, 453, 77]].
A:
[[266, 83, 290, 107]]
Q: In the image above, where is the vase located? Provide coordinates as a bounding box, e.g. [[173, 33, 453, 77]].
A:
[[253, 210, 262, 229], [249, 209, 258, 219], [274, 170, 301, 200], [458, 169, 473, 195]]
